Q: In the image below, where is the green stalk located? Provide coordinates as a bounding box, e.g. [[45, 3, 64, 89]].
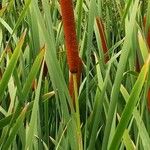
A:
[[73, 73, 83, 150]]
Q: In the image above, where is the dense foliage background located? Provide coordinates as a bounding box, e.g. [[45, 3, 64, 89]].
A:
[[0, 0, 150, 149]]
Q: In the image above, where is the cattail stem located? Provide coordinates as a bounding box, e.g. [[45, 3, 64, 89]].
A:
[[69, 57, 82, 106], [73, 74, 83, 150]]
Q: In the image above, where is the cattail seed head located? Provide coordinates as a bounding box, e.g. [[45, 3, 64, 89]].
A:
[[60, 0, 79, 73], [96, 17, 109, 63]]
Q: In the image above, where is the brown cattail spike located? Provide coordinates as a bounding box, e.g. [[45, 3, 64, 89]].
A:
[[96, 17, 109, 63], [60, 0, 79, 73]]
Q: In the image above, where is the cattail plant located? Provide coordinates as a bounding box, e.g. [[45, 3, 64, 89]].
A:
[[59, 0, 82, 101], [60, 0, 83, 107], [60, 0, 80, 73], [59, 0, 83, 104], [96, 17, 109, 63], [60, 0, 83, 149]]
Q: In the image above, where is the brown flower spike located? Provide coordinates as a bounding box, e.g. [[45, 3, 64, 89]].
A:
[[96, 17, 109, 63], [60, 0, 82, 105], [60, 0, 79, 73]]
